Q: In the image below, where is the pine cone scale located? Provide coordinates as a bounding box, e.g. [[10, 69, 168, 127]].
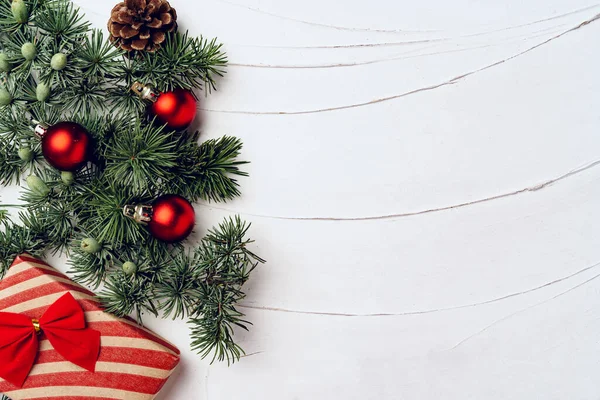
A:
[[147, 18, 162, 28], [108, 0, 177, 52]]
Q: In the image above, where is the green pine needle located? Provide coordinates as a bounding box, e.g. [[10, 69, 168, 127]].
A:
[[0, 0, 263, 364]]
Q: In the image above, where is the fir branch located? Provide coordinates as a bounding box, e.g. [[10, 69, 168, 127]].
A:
[[60, 76, 106, 114], [2, 29, 47, 80], [189, 286, 247, 364], [166, 135, 248, 202], [103, 121, 179, 193], [35, 0, 90, 43], [134, 32, 227, 92], [37, 43, 80, 88], [0, 217, 48, 277], [98, 271, 159, 323], [193, 136, 248, 202], [155, 250, 198, 319], [188, 216, 264, 363], [68, 243, 114, 288], [76, 29, 123, 79], [0, 106, 30, 143], [76, 183, 149, 245], [0, 138, 22, 185]]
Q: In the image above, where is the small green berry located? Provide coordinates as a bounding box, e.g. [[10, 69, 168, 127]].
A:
[[21, 42, 36, 61], [0, 53, 11, 72], [18, 147, 33, 161], [36, 82, 50, 102], [26, 175, 50, 196], [80, 238, 101, 254], [50, 53, 67, 71], [61, 171, 75, 185], [0, 88, 12, 106], [122, 261, 137, 275], [11, 0, 28, 24]]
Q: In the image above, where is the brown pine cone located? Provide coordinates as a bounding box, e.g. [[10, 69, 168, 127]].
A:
[[107, 0, 177, 52]]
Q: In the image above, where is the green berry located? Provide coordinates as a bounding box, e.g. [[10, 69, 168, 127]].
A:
[[36, 82, 50, 102], [11, 0, 28, 24], [21, 42, 36, 61], [122, 261, 137, 275], [50, 53, 67, 71], [61, 171, 75, 185], [26, 175, 50, 196], [0, 88, 12, 106], [0, 53, 11, 72], [80, 238, 101, 254], [18, 147, 33, 161]]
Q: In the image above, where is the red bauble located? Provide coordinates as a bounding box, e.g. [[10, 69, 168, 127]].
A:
[[150, 89, 197, 130], [41, 122, 91, 171], [148, 194, 196, 242]]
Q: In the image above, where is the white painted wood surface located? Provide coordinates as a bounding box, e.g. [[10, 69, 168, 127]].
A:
[[5, 0, 600, 398]]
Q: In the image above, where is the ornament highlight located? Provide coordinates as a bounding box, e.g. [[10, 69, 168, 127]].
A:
[[131, 82, 197, 130], [34, 121, 92, 171], [123, 194, 195, 242]]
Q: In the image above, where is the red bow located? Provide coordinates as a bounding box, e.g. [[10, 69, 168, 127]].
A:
[[0, 292, 100, 387]]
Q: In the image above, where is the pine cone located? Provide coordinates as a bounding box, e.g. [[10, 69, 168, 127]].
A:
[[107, 0, 177, 52]]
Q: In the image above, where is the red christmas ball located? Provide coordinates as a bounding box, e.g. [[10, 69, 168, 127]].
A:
[[41, 122, 91, 171], [148, 194, 196, 242], [150, 89, 197, 130]]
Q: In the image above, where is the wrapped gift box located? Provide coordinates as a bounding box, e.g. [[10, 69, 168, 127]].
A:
[[0, 254, 180, 400]]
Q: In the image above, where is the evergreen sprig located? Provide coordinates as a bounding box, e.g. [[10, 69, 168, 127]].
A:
[[0, 0, 263, 378]]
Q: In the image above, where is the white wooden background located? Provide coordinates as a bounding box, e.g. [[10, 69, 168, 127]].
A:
[[4, 0, 600, 398]]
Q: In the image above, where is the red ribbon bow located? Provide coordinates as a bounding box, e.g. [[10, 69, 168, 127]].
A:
[[0, 292, 101, 387]]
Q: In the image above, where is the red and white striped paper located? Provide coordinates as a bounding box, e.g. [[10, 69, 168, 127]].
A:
[[0, 254, 180, 400]]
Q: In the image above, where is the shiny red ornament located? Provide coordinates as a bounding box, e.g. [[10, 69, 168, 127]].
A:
[[151, 89, 197, 130], [148, 194, 196, 242], [131, 82, 197, 130], [37, 121, 91, 171]]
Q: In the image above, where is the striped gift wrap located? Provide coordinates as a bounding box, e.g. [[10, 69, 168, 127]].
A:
[[0, 254, 180, 400]]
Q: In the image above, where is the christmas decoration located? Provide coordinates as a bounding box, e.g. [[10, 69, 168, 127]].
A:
[[108, 0, 178, 52], [122, 260, 137, 275], [132, 82, 197, 130], [0, 0, 263, 385], [124, 194, 195, 242], [34, 121, 92, 171], [0, 255, 180, 399], [0, 292, 101, 387], [80, 238, 101, 254]]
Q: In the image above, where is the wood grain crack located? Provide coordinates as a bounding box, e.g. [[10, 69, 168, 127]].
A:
[[213, 0, 435, 34], [240, 351, 265, 358], [448, 272, 600, 350], [204, 13, 600, 115], [239, 261, 600, 317], [202, 158, 600, 221], [214, 0, 598, 37]]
